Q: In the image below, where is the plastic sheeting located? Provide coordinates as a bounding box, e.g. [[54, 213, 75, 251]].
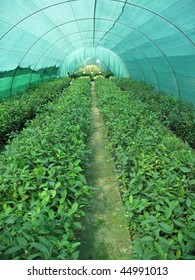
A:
[[0, 0, 194, 103]]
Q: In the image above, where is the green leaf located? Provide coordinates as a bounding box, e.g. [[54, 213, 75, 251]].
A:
[[165, 208, 172, 219], [17, 237, 27, 247], [58, 205, 64, 216], [188, 232, 195, 239], [176, 249, 181, 259], [129, 195, 133, 204], [18, 186, 24, 196], [38, 236, 52, 249], [30, 242, 50, 254], [138, 204, 148, 212], [141, 236, 154, 242], [27, 253, 43, 260], [61, 190, 67, 199], [158, 236, 173, 248], [180, 167, 191, 173], [173, 219, 186, 228], [159, 222, 173, 233], [180, 187, 185, 197], [67, 203, 78, 217], [129, 178, 137, 186], [189, 179, 195, 186], [73, 222, 82, 230], [0, 245, 6, 251], [186, 198, 192, 208], [79, 174, 87, 184], [51, 190, 56, 198], [169, 200, 179, 210], [191, 201, 195, 209], [4, 246, 21, 255], [178, 232, 183, 243], [48, 209, 55, 219], [188, 214, 195, 220], [142, 216, 157, 225], [155, 204, 161, 211], [154, 242, 164, 259], [55, 182, 61, 189], [72, 242, 81, 249]]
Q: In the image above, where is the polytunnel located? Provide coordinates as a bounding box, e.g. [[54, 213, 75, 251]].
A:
[[0, 0, 195, 103], [0, 0, 195, 263]]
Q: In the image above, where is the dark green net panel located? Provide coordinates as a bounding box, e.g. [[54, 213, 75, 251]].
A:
[[0, 0, 194, 103]]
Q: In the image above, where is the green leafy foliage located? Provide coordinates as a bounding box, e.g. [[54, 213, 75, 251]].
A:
[[69, 70, 114, 81], [95, 78, 195, 260], [0, 78, 91, 260], [0, 77, 70, 145], [115, 78, 195, 148]]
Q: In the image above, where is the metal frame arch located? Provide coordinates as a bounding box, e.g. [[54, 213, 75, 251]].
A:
[[41, 29, 162, 84], [1, 0, 193, 48], [14, 17, 161, 89], [107, 18, 181, 96], [112, 0, 195, 47], [1, 0, 193, 96], [0, 0, 78, 41], [96, 19, 181, 96], [9, 17, 148, 92], [102, 36, 159, 88], [48, 39, 143, 79], [39, 37, 132, 77], [60, 44, 131, 77], [25, 17, 181, 90], [30, 29, 147, 83]]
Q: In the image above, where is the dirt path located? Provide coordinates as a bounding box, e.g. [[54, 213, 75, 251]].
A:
[[79, 82, 132, 260]]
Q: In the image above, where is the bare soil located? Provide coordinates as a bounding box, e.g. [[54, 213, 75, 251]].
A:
[[79, 82, 132, 260]]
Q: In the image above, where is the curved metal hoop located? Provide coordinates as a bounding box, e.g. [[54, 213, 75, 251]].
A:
[[4, 0, 187, 95]]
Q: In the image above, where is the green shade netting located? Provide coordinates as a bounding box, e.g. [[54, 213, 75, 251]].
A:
[[0, 0, 194, 103], [0, 66, 59, 98], [59, 46, 129, 77]]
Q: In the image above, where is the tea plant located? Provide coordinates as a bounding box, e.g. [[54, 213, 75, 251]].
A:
[[96, 78, 195, 260], [0, 78, 91, 260], [115, 78, 195, 148], [0, 77, 70, 145]]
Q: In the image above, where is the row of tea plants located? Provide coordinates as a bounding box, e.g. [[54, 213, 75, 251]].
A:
[[95, 78, 195, 260], [0, 77, 70, 145], [115, 78, 195, 149], [0, 78, 91, 259]]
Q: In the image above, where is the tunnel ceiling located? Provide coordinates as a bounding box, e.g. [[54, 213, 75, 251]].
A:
[[0, 0, 195, 103]]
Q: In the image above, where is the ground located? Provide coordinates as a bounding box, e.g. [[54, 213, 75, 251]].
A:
[[79, 82, 132, 260]]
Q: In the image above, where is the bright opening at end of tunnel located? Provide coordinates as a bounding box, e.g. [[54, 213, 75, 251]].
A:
[[67, 57, 115, 79]]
